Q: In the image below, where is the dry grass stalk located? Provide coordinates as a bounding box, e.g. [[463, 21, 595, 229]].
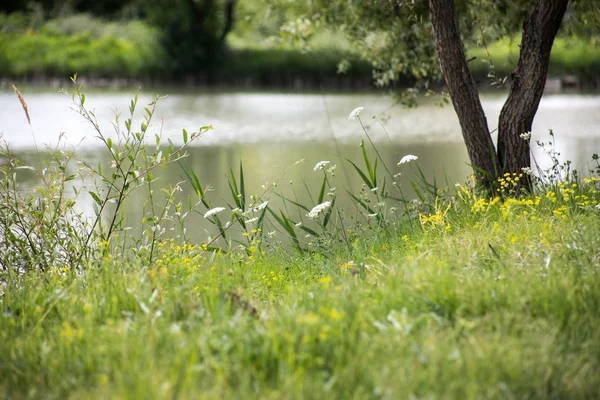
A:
[[12, 84, 31, 125]]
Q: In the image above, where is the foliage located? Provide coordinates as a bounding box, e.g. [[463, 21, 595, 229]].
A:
[[1, 159, 599, 398], [179, 107, 430, 256], [268, 0, 600, 89], [0, 16, 163, 77], [142, 0, 237, 74], [1, 82, 600, 398], [0, 82, 207, 273], [468, 35, 600, 82]]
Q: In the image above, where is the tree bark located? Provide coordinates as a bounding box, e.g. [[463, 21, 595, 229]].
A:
[[220, 0, 237, 43], [498, 0, 569, 182], [429, 0, 498, 188]]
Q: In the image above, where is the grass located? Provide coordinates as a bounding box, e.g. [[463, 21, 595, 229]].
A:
[[2, 175, 600, 398], [1, 84, 599, 398], [468, 36, 600, 82]]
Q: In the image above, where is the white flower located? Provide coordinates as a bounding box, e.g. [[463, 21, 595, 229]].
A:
[[295, 222, 303, 227], [348, 107, 364, 121], [254, 201, 269, 211], [307, 201, 332, 219], [520, 131, 531, 140], [596, 204, 600, 210], [367, 213, 378, 218], [521, 167, 533, 175], [397, 155, 418, 165], [204, 207, 225, 218], [245, 217, 259, 224], [313, 161, 330, 171]]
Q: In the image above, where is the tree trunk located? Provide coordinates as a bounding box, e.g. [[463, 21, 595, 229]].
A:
[[428, 0, 498, 188], [498, 0, 569, 183], [220, 0, 237, 42]]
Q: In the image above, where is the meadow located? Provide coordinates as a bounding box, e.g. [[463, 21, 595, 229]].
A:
[[1, 86, 600, 399]]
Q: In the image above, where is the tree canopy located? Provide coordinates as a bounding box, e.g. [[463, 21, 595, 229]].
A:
[[268, 0, 600, 190]]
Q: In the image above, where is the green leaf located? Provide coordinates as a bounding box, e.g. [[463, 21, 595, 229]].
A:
[[361, 140, 375, 186], [347, 159, 374, 189], [183, 129, 188, 144], [323, 196, 335, 228], [107, 138, 112, 149], [317, 175, 327, 204], [239, 161, 246, 211], [89, 191, 103, 206]]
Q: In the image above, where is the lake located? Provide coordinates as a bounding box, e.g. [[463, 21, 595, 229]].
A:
[[1, 88, 599, 243]]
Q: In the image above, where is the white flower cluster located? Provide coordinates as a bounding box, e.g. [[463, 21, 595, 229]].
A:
[[397, 155, 418, 165], [520, 131, 531, 140], [348, 107, 364, 121], [313, 160, 330, 171], [307, 201, 332, 219], [521, 167, 533, 175], [204, 207, 225, 218], [253, 201, 269, 212]]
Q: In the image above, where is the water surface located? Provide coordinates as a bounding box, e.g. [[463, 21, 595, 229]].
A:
[[1, 89, 599, 242]]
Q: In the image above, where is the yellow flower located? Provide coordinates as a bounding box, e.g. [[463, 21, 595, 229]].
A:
[[297, 312, 320, 325], [328, 309, 344, 321], [319, 276, 332, 285]]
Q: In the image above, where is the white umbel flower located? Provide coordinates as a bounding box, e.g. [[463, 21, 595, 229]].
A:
[[307, 201, 332, 219], [254, 201, 269, 211], [204, 207, 225, 218], [520, 131, 531, 140], [521, 167, 533, 175], [348, 107, 364, 121], [397, 155, 418, 165], [313, 160, 330, 171]]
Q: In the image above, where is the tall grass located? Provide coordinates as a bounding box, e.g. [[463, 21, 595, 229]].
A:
[[1, 85, 600, 399]]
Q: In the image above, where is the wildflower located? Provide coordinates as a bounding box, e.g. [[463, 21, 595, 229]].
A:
[[204, 207, 225, 218], [397, 155, 418, 165], [596, 204, 600, 210], [254, 201, 269, 211], [313, 160, 330, 171], [307, 201, 331, 219], [245, 217, 259, 224], [297, 312, 320, 325], [319, 276, 332, 285], [520, 131, 531, 140], [348, 106, 364, 121], [521, 167, 533, 175]]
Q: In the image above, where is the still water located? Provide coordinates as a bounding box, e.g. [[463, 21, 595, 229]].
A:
[[1, 89, 599, 241]]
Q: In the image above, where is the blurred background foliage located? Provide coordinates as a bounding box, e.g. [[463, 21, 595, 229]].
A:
[[0, 0, 598, 86]]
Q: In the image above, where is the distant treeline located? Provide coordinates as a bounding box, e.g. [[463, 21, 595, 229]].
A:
[[1, 1, 599, 89]]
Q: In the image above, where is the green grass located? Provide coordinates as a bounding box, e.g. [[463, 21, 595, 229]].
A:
[[2, 176, 600, 399], [468, 36, 600, 81]]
